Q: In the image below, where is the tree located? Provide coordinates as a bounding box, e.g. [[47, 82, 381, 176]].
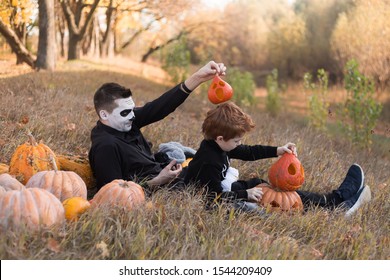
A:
[[116, 0, 198, 61], [60, 0, 100, 60], [331, 0, 390, 87], [36, 0, 56, 70], [0, 17, 35, 67], [294, 0, 352, 79], [0, 0, 37, 67]]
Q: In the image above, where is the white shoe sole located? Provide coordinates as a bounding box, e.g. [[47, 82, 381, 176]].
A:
[[353, 163, 365, 193], [345, 185, 371, 217]]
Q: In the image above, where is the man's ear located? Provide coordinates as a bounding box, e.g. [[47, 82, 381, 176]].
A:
[[99, 110, 108, 120]]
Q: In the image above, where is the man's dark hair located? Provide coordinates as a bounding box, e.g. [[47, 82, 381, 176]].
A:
[[94, 83, 132, 115]]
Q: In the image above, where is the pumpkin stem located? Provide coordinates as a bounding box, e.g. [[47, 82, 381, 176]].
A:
[[26, 129, 38, 146], [49, 154, 59, 171]]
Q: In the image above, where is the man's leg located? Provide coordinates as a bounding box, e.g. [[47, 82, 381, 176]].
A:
[[297, 164, 370, 215], [296, 189, 343, 209]]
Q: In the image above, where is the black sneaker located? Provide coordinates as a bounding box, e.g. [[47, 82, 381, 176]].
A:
[[336, 164, 364, 201], [342, 185, 371, 217]]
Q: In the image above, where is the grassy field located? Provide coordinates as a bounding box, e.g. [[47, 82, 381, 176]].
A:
[[0, 59, 389, 260]]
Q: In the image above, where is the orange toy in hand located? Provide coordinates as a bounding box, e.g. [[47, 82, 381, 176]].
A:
[[208, 76, 233, 104]]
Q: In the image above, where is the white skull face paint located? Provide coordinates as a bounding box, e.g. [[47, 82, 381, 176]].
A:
[[103, 97, 135, 132]]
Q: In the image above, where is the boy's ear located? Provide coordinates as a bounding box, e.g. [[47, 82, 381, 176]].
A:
[[99, 110, 108, 120], [215, 136, 224, 142]]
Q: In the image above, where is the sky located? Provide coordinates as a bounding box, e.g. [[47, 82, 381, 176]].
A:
[[202, 0, 233, 9], [201, 0, 296, 9]]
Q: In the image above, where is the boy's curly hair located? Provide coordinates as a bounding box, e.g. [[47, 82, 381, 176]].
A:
[[202, 102, 255, 140]]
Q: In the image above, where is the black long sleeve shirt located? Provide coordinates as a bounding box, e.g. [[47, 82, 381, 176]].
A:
[[184, 139, 278, 201], [89, 84, 190, 190]]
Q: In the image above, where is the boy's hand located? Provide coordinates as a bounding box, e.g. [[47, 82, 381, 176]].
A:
[[277, 142, 298, 156], [247, 187, 263, 202]]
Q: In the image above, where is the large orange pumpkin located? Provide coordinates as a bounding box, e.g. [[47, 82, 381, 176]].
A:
[[257, 183, 303, 212], [268, 153, 305, 191], [92, 179, 145, 211], [208, 75, 233, 104], [62, 197, 91, 221], [0, 173, 25, 191], [25, 169, 87, 202], [9, 131, 59, 184], [0, 188, 65, 230], [57, 154, 95, 189]]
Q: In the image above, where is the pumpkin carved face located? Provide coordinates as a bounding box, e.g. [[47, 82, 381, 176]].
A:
[[268, 153, 305, 191], [257, 183, 303, 212], [92, 179, 145, 211], [208, 76, 233, 104]]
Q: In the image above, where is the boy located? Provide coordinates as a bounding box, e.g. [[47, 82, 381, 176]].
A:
[[184, 102, 371, 217]]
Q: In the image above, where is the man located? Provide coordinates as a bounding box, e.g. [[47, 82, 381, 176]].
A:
[[88, 61, 226, 197]]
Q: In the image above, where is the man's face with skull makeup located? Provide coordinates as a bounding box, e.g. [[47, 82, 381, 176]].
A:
[[100, 97, 135, 132]]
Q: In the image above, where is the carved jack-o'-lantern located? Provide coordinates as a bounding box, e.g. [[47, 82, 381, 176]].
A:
[[257, 183, 303, 212], [208, 76, 233, 104], [268, 153, 305, 191]]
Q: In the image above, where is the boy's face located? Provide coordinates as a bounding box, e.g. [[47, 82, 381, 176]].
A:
[[100, 97, 135, 132], [215, 135, 243, 152]]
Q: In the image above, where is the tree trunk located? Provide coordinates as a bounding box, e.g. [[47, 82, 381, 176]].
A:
[[68, 33, 81, 60], [61, 0, 100, 61], [141, 32, 185, 62], [36, 0, 56, 71], [0, 18, 35, 68]]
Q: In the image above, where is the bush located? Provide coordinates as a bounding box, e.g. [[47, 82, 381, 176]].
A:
[[304, 69, 329, 131], [162, 38, 191, 84], [226, 67, 257, 106], [340, 59, 382, 147], [265, 69, 281, 116]]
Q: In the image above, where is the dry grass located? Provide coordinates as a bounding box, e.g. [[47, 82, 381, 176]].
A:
[[0, 59, 389, 260]]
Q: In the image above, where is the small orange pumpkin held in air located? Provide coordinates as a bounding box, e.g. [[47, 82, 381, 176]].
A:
[[208, 75, 233, 104], [268, 153, 305, 191], [257, 183, 303, 212], [92, 179, 145, 211], [62, 197, 91, 221]]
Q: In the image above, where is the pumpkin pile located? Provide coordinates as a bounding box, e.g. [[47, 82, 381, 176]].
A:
[[257, 153, 305, 212], [0, 131, 146, 229]]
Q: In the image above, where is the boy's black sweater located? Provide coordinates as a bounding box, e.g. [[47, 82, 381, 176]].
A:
[[89, 84, 189, 191], [184, 139, 278, 201]]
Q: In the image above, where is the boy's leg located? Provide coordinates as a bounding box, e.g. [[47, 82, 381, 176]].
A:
[[232, 200, 268, 216]]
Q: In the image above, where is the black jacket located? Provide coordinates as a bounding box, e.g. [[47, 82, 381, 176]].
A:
[[89, 84, 189, 190], [184, 139, 277, 201]]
